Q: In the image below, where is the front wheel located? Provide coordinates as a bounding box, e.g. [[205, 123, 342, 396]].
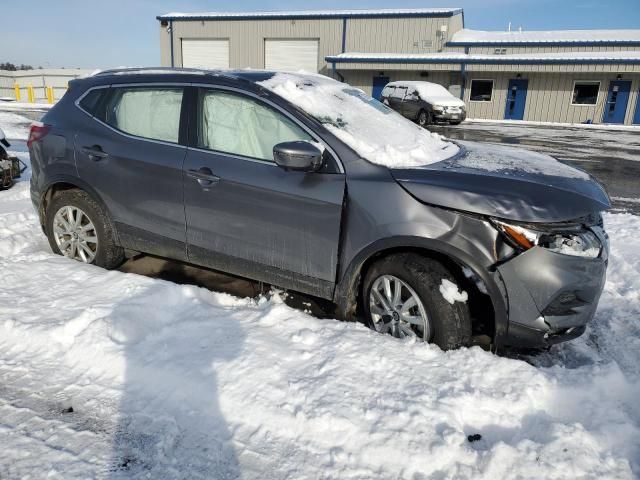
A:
[[45, 189, 124, 269], [363, 253, 472, 350], [417, 110, 431, 127]]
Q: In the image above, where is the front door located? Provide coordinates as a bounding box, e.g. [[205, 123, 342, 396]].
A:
[[602, 80, 631, 124], [504, 79, 528, 120], [75, 85, 188, 260], [372, 76, 389, 101], [183, 87, 345, 298]]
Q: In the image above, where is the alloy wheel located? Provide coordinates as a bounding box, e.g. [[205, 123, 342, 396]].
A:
[[368, 274, 430, 340], [52, 206, 98, 263]]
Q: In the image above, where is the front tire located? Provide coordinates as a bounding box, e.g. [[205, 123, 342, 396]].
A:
[[363, 253, 472, 350], [417, 110, 430, 127], [45, 189, 124, 269]]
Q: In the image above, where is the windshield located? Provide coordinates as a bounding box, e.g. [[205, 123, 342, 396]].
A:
[[258, 73, 459, 168]]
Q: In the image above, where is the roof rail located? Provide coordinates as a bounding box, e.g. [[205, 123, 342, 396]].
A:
[[93, 67, 215, 76]]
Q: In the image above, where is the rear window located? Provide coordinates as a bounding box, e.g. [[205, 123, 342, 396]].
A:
[[381, 86, 394, 98], [78, 88, 108, 117], [104, 87, 184, 143]]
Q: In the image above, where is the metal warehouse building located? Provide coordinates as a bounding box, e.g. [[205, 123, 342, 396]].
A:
[[157, 8, 640, 125]]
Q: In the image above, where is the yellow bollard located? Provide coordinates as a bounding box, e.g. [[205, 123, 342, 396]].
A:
[[46, 86, 53, 104], [27, 85, 34, 103], [50, 86, 55, 103], [14, 83, 21, 101]]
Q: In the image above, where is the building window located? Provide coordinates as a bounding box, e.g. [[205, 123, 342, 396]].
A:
[[572, 81, 600, 105], [470, 80, 494, 102]]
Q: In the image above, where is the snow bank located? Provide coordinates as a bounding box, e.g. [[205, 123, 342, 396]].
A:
[[258, 73, 459, 168], [0, 118, 639, 478]]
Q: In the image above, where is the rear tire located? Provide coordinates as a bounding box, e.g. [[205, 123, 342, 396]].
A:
[[363, 253, 472, 350], [45, 189, 124, 269]]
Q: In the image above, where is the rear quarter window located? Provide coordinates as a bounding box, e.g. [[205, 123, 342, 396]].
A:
[[78, 88, 108, 118]]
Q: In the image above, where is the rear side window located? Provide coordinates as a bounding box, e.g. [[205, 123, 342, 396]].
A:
[[104, 87, 183, 143], [197, 89, 312, 161], [381, 86, 393, 98], [78, 88, 107, 117]]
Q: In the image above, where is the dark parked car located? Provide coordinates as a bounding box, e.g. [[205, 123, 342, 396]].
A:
[[381, 80, 467, 126], [29, 68, 610, 350]]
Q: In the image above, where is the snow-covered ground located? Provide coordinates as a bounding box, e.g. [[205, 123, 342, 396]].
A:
[[1, 113, 639, 479]]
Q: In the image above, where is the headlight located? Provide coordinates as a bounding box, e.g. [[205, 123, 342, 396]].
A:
[[493, 220, 602, 259], [432, 106, 445, 112]]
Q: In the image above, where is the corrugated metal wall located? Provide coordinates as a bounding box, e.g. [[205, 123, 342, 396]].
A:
[[165, 18, 343, 75], [464, 72, 640, 124], [342, 70, 454, 95], [346, 17, 451, 53]]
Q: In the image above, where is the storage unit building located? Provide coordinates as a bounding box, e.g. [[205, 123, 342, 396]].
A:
[[158, 8, 640, 125]]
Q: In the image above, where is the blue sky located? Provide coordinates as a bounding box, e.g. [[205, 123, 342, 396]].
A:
[[1, 0, 639, 68]]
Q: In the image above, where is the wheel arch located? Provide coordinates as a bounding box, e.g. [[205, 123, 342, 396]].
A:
[[333, 236, 509, 346], [39, 176, 119, 242]]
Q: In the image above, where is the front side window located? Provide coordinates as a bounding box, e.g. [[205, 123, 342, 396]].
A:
[[198, 89, 313, 161], [391, 87, 407, 99], [470, 80, 493, 102], [105, 87, 183, 143], [572, 82, 600, 105]]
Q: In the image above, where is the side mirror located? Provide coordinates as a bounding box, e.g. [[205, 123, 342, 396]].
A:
[[273, 141, 323, 172]]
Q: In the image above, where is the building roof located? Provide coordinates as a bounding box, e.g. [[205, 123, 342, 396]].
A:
[[449, 28, 640, 46], [326, 51, 640, 65], [157, 8, 463, 21]]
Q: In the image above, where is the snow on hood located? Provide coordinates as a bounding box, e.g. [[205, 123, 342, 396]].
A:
[[258, 73, 459, 168], [456, 141, 590, 179]]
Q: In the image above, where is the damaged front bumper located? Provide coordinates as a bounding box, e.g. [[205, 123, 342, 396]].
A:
[[497, 238, 608, 348]]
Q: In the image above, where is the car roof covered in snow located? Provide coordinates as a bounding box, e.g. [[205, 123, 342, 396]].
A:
[[449, 28, 640, 46]]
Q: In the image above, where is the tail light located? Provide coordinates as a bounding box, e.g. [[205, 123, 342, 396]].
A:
[[27, 122, 51, 148]]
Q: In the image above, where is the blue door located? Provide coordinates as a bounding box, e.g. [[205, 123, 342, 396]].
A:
[[602, 80, 631, 124], [372, 76, 389, 101], [504, 79, 528, 120], [633, 88, 640, 125]]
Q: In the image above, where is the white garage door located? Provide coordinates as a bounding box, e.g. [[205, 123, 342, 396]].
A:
[[264, 39, 319, 73], [182, 39, 229, 69]]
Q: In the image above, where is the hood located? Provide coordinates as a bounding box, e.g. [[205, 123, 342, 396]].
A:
[[392, 141, 610, 223], [426, 96, 466, 108]]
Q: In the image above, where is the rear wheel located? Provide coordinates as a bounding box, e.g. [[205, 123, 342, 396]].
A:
[[45, 189, 124, 269], [363, 253, 472, 350]]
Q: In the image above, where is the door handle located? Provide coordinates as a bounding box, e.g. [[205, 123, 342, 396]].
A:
[[187, 167, 220, 187], [81, 145, 109, 161]]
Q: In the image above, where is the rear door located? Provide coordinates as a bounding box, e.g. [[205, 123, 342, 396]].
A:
[[75, 84, 188, 260], [182, 86, 345, 298]]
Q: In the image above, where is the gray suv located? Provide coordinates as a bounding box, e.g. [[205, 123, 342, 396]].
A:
[[29, 68, 610, 351]]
